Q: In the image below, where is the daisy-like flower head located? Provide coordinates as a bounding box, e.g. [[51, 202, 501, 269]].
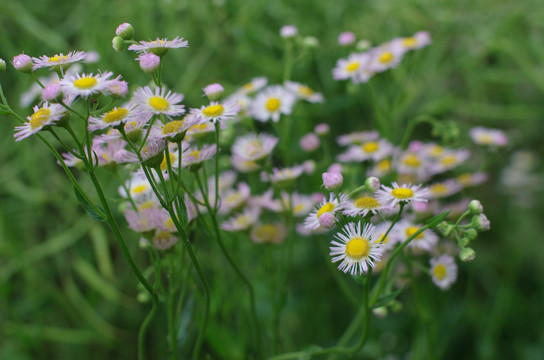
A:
[[341, 193, 388, 218], [218, 182, 251, 215], [238, 76, 268, 95], [402, 31, 432, 50], [333, 52, 374, 84], [88, 103, 141, 131], [284, 81, 324, 103], [330, 222, 383, 275], [182, 144, 217, 170], [250, 85, 296, 123], [116, 138, 167, 168], [372, 221, 397, 252], [221, 208, 261, 232], [457, 172, 488, 188], [338, 139, 394, 162], [367, 158, 393, 178], [190, 100, 240, 124], [393, 220, 438, 252], [132, 86, 185, 119], [469, 127, 508, 147], [14, 103, 66, 141], [150, 114, 204, 142], [231, 132, 279, 162], [91, 136, 127, 167], [250, 222, 287, 244], [231, 155, 261, 173], [430, 254, 458, 290], [203, 83, 224, 100], [119, 173, 154, 202], [128, 37, 188, 56], [376, 182, 429, 207], [59, 72, 114, 98], [32, 51, 87, 71], [337, 131, 380, 146], [430, 149, 471, 175], [124, 207, 162, 232], [368, 43, 405, 73], [208, 170, 238, 195], [267, 165, 305, 187], [396, 151, 430, 180], [428, 179, 463, 199], [304, 193, 348, 230], [152, 230, 178, 251]]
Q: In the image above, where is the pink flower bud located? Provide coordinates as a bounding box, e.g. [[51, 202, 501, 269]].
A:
[[322, 172, 343, 191], [364, 176, 380, 192], [338, 31, 356, 46], [314, 123, 330, 135], [42, 83, 62, 102], [108, 79, 128, 97], [318, 211, 336, 229], [302, 160, 316, 174], [280, 25, 298, 38], [116, 23, 134, 39], [328, 163, 342, 173], [203, 83, 224, 100], [299, 133, 320, 152], [137, 53, 160, 74], [12, 54, 33, 73]]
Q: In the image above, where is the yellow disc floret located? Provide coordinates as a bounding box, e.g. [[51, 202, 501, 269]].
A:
[[345, 237, 370, 259], [30, 108, 51, 130], [346, 61, 360, 72], [316, 202, 335, 218], [162, 120, 184, 134], [149, 96, 169, 111], [48, 55, 68, 63], [379, 52, 394, 64], [202, 104, 225, 118], [405, 226, 424, 239], [433, 264, 447, 280], [103, 108, 129, 123], [255, 224, 278, 242], [362, 141, 379, 153], [265, 97, 281, 112], [402, 37, 418, 47], [73, 77, 97, 89], [354, 197, 380, 209], [391, 188, 414, 199]]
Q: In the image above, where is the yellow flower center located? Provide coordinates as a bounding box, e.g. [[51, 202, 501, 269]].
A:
[[457, 173, 472, 185], [346, 61, 360, 72], [429, 145, 443, 156], [403, 154, 421, 167], [48, 55, 68, 63], [242, 83, 254, 92], [202, 104, 225, 118], [103, 108, 129, 123], [162, 120, 184, 134], [298, 85, 314, 96], [189, 150, 201, 160], [246, 140, 264, 157], [149, 96, 169, 111], [377, 158, 391, 172], [391, 188, 414, 199], [362, 141, 379, 153], [402, 37, 418, 47], [190, 123, 208, 132], [132, 184, 148, 194], [73, 77, 97, 89], [138, 201, 155, 210], [430, 184, 449, 195], [354, 197, 380, 209], [377, 234, 389, 244], [293, 203, 304, 214], [235, 215, 251, 226], [226, 192, 244, 205], [255, 224, 278, 242], [440, 155, 456, 165], [379, 52, 394, 64], [29, 108, 51, 129], [433, 264, 447, 280], [477, 134, 494, 144], [405, 226, 424, 239], [160, 153, 177, 171], [316, 202, 335, 218], [345, 237, 370, 259], [265, 97, 281, 112], [164, 217, 175, 231]]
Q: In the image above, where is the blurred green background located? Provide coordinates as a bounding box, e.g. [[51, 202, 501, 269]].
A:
[[1, 0, 544, 359]]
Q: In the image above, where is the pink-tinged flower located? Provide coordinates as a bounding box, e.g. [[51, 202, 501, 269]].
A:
[[330, 222, 384, 275], [365, 177, 381, 192], [391, 220, 438, 253], [267, 165, 305, 185], [318, 212, 336, 229], [367, 158, 393, 178], [299, 133, 320, 152], [137, 52, 161, 74], [340, 193, 388, 218], [152, 230, 178, 250], [372, 221, 397, 252], [332, 53, 374, 83], [42, 83, 62, 102], [91, 136, 127, 167], [182, 144, 217, 169], [218, 182, 251, 214], [428, 179, 463, 199], [132, 86, 185, 119], [59, 72, 114, 98], [116, 138, 167, 167], [302, 160, 316, 174], [250, 222, 287, 244], [115, 23, 134, 39], [32, 51, 87, 71], [221, 208, 261, 231], [368, 43, 405, 73], [88, 103, 141, 131], [107, 78, 129, 97], [430, 254, 457, 290], [128, 37, 188, 56], [394, 31, 432, 51], [285, 81, 324, 103], [190, 100, 240, 123], [280, 25, 298, 38], [124, 207, 162, 232], [396, 151, 431, 180], [203, 83, 224, 100], [376, 182, 429, 207], [149, 115, 204, 142], [337, 131, 380, 146], [231, 132, 278, 162], [231, 155, 261, 173], [430, 149, 471, 175], [322, 172, 343, 191], [14, 103, 66, 141], [13, 53, 33, 73], [250, 85, 296, 123], [315, 123, 329, 135], [338, 31, 356, 46], [469, 127, 508, 147], [237, 77, 268, 95], [457, 172, 488, 187], [471, 214, 490, 231], [328, 163, 343, 173], [337, 139, 394, 162], [304, 193, 348, 230]]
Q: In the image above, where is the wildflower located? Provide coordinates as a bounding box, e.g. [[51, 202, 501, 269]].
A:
[[396, 31, 432, 51], [185, 121, 224, 141], [152, 230, 178, 250], [368, 158, 392, 178], [394, 220, 438, 252], [231, 155, 261, 173], [330, 222, 383, 275], [460, 247, 476, 262], [203, 83, 224, 100], [315, 123, 329, 135], [137, 53, 161, 74], [119, 173, 154, 201], [128, 37, 188, 56], [471, 214, 490, 231], [372, 221, 396, 251], [115, 23, 134, 39], [457, 172, 488, 187], [32, 51, 87, 71], [132, 86, 185, 119], [107, 78, 129, 97], [368, 44, 404, 73], [124, 207, 162, 232], [341, 193, 386, 218], [149, 115, 204, 142], [280, 25, 298, 38], [304, 193, 348, 230], [318, 212, 336, 229], [396, 152, 430, 180], [364, 177, 381, 192], [469, 127, 508, 147], [431, 149, 470, 174], [337, 131, 379, 146], [332, 53, 373, 83], [469, 200, 483, 215], [231, 132, 278, 162], [428, 179, 463, 199], [430, 254, 457, 290], [14, 103, 66, 141], [182, 144, 217, 170], [376, 182, 429, 207], [338, 139, 394, 162], [285, 81, 324, 103], [268, 165, 305, 186], [250, 85, 296, 123], [218, 182, 251, 214], [222, 208, 261, 231], [238, 77, 267, 95], [12, 54, 33, 73], [250, 222, 287, 244], [299, 133, 320, 152], [88, 103, 141, 131], [59, 72, 114, 98], [42, 83, 62, 102], [322, 172, 343, 191], [117, 139, 167, 168], [338, 31, 356, 46], [190, 100, 240, 123]]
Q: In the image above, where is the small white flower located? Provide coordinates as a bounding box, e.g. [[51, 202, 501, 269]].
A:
[[250, 85, 296, 123], [430, 254, 458, 290], [60, 72, 114, 98], [304, 193, 348, 230], [376, 182, 429, 207], [190, 100, 240, 123], [14, 103, 66, 141], [132, 86, 185, 119]]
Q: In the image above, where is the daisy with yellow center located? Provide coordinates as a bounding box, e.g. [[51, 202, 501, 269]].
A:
[[304, 193, 348, 230], [14, 103, 66, 141], [431, 149, 470, 174], [149, 114, 204, 143], [231, 133, 279, 162], [250, 85, 296, 123], [32, 51, 87, 71], [341, 194, 386, 217], [330, 222, 383, 275], [372, 221, 397, 251], [181, 144, 217, 169], [332, 53, 374, 84], [250, 222, 287, 244], [218, 182, 251, 215], [376, 182, 429, 207], [191, 100, 240, 124], [337, 139, 394, 162], [430, 254, 457, 290], [394, 220, 438, 252], [152, 230, 179, 250], [128, 37, 188, 56], [395, 31, 432, 51], [469, 127, 508, 147], [238, 76, 268, 95], [221, 208, 261, 232], [428, 180, 462, 199], [59, 72, 114, 98], [132, 86, 185, 119], [88, 103, 142, 131], [285, 81, 324, 103], [370, 45, 404, 73]]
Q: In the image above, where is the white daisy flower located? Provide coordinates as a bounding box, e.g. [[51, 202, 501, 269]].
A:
[[396, 31, 432, 51], [182, 144, 217, 169], [238, 76, 268, 95], [332, 53, 374, 83], [372, 221, 397, 251], [430, 149, 470, 174], [116, 138, 167, 166], [132, 86, 185, 119], [396, 152, 431, 180], [88, 103, 142, 131], [250, 85, 296, 123], [231, 155, 261, 173], [185, 121, 225, 141], [341, 193, 388, 218], [469, 127, 508, 147], [428, 179, 463, 199], [393, 220, 438, 252], [231, 132, 279, 162], [208, 170, 238, 195], [337, 139, 394, 162], [284, 81, 324, 103], [267, 165, 305, 185], [376, 182, 429, 207], [367, 158, 393, 178], [304, 193, 348, 230], [190, 100, 240, 124], [152, 230, 179, 250], [330, 222, 383, 275], [119, 173, 154, 202], [149, 115, 204, 142], [59, 72, 113, 98], [250, 222, 287, 244], [337, 131, 380, 146], [32, 51, 87, 71], [221, 208, 261, 232], [14, 103, 66, 141], [218, 182, 251, 214], [368, 43, 405, 73], [128, 37, 188, 55], [457, 172, 488, 188], [430, 254, 458, 290]]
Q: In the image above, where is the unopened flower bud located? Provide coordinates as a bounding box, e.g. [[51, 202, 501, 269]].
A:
[[322, 172, 343, 191], [464, 228, 478, 241], [314, 123, 329, 135], [0, 59, 6, 73], [203, 83, 224, 101], [356, 39, 372, 51], [137, 52, 160, 74], [280, 25, 298, 38], [436, 221, 453, 236], [108, 79, 129, 98], [373, 306, 388, 318], [115, 22, 134, 39], [318, 212, 336, 229], [338, 31, 356, 46], [137, 291, 150, 303], [459, 236, 470, 247], [42, 83, 62, 102], [364, 176, 380, 192], [471, 214, 490, 231], [112, 36, 126, 52], [12, 54, 32, 73], [302, 36, 319, 48], [469, 200, 483, 215], [300, 133, 320, 152], [460, 247, 476, 262]]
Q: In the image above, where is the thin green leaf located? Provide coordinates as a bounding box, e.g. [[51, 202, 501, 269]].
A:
[[373, 284, 406, 309], [73, 186, 106, 222], [426, 210, 451, 228]]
